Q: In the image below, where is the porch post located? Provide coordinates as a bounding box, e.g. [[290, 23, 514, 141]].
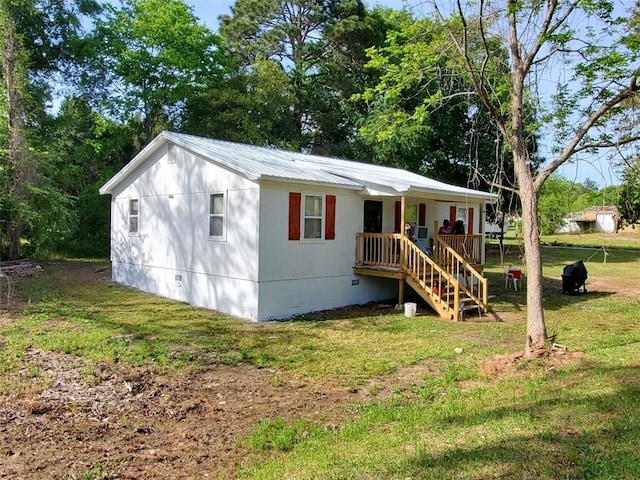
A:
[[399, 196, 406, 305], [480, 203, 486, 264]]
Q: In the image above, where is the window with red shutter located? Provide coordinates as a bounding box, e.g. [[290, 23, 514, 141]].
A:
[[288, 192, 301, 240], [325, 195, 336, 240], [289, 192, 337, 241]]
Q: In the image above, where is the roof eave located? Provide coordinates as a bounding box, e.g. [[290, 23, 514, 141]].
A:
[[99, 132, 171, 195], [405, 186, 498, 202], [259, 175, 363, 191]]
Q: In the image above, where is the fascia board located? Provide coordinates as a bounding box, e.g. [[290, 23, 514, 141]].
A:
[[259, 175, 363, 191], [99, 133, 169, 195]]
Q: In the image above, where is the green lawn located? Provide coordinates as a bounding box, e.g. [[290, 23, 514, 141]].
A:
[[1, 237, 639, 479]]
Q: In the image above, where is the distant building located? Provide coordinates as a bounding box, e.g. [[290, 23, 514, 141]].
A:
[[557, 206, 618, 234]]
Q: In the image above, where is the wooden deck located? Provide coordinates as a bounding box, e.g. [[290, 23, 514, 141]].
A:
[[354, 233, 488, 321]]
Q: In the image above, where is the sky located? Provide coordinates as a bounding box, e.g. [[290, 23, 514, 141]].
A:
[[160, 1, 624, 187], [187, 0, 410, 26]]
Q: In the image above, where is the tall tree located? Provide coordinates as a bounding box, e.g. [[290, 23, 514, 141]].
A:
[[307, 6, 398, 157], [182, 58, 298, 147], [0, 0, 99, 259], [0, 0, 31, 259], [358, 13, 542, 187], [81, 0, 226, 145], [219, 0, 387, 153], [425, 0, 640, 354]]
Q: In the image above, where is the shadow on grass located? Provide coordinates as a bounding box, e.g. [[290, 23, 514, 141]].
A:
[[396, 363, 640, 479], [482, 269, 615, 314]]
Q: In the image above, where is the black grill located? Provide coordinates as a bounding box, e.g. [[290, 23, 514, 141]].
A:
[[562, 260, 588, 295]]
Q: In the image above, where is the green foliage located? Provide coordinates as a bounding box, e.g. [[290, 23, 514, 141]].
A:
[[0, 0, 101, 259], [618, 158, 640, 225], [59, 186, 111, 257], [538, 176, 582, 234], [183, 58, 298, 148], [218, 0, 393, 156], [356, 13, 539, 187], [70, 463, 114, 480], [542, 2, 639, 157], [537, 175, 621, 234], [81, 0, 226, 143]]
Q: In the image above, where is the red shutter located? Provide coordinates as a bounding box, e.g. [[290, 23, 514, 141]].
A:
[[468, 207, 474, 234], [418, 203, 426, 226], [325, 195, 336, 240], [394, 201, 401, 233], [288, 192, 301, 240], [449, 206, 456, 227]]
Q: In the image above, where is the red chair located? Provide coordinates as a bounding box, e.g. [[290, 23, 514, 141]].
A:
[[505, 267, 523, 290]]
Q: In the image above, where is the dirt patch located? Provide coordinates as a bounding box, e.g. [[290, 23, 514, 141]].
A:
[[0, 347, 453, 479], [481, 349, 586, 378], [0, 348, 373, 479]]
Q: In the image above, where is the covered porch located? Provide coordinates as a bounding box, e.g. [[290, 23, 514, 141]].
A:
[[353, 195, 492, 321]]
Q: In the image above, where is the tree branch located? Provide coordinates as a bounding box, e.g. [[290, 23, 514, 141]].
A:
[[535, 76, 640, 188], [432, 0, 509, 139], [573, 135, 640, 153]]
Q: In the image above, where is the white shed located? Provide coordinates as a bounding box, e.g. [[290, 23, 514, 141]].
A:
[[100, 132, 497, 321], [557, 206, 619, 234]]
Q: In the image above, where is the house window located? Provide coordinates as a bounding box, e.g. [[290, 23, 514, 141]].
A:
[[288, 192, 335, 241], [129, 198, 139, 234], [457, 206, 468, 224], [303, 194, 323, 239], [209, 193, 225, 238]]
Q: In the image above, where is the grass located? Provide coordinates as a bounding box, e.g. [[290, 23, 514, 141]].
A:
[[1, 234, 639, 479]]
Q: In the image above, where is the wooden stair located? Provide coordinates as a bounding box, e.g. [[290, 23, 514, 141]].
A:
[[353, 233, 489, 321], [403, 237, 488, 321]]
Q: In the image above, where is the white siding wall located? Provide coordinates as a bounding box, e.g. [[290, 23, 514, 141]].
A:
[[109, 144, 261, 320], [256, 182, 396, 320], [596, 213, 616, 233]]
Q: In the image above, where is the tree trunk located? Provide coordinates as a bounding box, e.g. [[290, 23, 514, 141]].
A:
[[517, 167, 547, 353], [506, 4, 548, 356], [1, 1, 32, 259]]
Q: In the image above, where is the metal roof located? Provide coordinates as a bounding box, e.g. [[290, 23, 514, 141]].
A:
[[100, 131, 496, 201]]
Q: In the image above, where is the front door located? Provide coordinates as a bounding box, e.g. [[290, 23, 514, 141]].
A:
[[363, 200, 383, 233]]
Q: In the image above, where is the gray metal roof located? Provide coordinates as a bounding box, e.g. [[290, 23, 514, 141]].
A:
[[100, 131, 496, 201]]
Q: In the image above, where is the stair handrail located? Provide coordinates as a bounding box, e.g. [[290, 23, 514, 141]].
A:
[[433, 236, 488, 311], [401, 237, 462, 319]]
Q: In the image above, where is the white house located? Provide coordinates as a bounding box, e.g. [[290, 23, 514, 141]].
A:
[[100, 131, 497, 322]]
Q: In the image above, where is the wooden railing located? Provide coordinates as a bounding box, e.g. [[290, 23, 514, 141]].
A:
[[355, 232, 489, 320], [433, 235, 488, 311], [434, 234, 482, 266], [401, 236, 457, 318], [355, 233, 403, 267]]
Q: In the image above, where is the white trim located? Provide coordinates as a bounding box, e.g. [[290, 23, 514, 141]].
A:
[[301, 191, 325, 242], [129, 198, 140, 236], [208, 191, 227, 241]]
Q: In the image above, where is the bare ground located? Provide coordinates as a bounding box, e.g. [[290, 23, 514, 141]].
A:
[[1, 349, 366, 479], [1, 257, 637, 479]]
